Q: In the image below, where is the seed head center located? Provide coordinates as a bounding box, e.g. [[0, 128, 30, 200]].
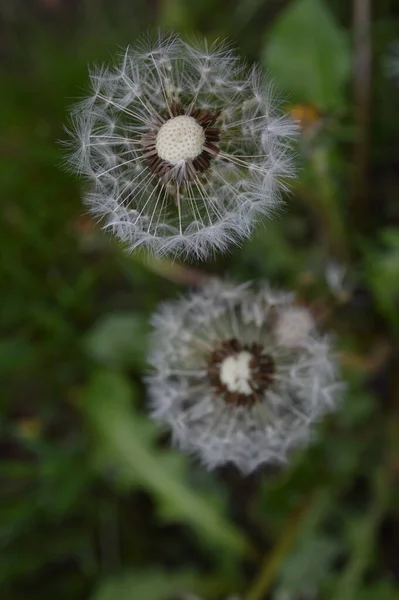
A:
[[155, 115, 205, 165], [219, 351, 253, 396]]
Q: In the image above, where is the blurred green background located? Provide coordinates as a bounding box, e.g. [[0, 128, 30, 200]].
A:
[[1, 1, 399, 599]]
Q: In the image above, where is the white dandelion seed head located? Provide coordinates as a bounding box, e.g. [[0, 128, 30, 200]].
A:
[[275, 305, 315, 348], [66, 33, 297, 260], [147, 280, 343, 474]]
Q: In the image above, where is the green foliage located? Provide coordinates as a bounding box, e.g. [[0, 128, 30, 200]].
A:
[[264, 0, 350, 110], [92, 569, 198, 600], [275, 491, 341, 594], [84, 313, 149, 370], [365, 228, 399, 331], [351, 581, 399, 600], [81, 370, 249, 556]]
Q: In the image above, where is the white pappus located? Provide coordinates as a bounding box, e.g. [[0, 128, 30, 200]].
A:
[[146, 279, 343, 474], [67, 33, 297, 260]]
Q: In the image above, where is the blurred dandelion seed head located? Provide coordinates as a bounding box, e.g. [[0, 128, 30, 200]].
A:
[[66, 33, 297, 260], [147, 280, 343, 473], [275, 305, 315, 347]]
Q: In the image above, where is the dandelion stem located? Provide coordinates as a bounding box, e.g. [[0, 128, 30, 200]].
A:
[[333, 466, 390, 600], [128, 250, 210, 286], [298, 145, 349, 260], [245, 496, 313, 600]]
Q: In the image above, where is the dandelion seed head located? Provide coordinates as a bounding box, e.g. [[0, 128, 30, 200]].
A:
[[147, 280, 343, 473], [66, 34, 297, 259]]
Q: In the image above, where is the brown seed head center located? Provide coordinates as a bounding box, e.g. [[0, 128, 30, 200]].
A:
[[207, 338, 275, 407], [141, 103, 221, 182]]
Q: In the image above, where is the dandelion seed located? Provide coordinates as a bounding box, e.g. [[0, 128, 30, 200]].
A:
[[325, 260, 352, 302], [147, 280, 343, 474], [274, 305, 315, 347], [66, 33, 297, 260]]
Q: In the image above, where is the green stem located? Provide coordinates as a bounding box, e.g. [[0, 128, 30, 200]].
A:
[[333, 466, 390, 600], [305, 145, 349, 261], [245, 497, 313, 600], [121, 248, 210, 286]]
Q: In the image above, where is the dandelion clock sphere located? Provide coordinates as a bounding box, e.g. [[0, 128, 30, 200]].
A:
[[147, 280, 343, 473], [67, 34, 297, 260]]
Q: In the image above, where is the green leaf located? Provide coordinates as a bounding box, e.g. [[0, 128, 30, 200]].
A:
[[80, 370, 250, 556], [92, 569, 197, 600], [37, 449, 90, 517], [366, 228, 399, 330], [276, 491, 340, 592], [0, 338, 36, 375], [279, 535, 341, 592], [83, 312, 148, 370], [264, 0, 350, 110], [353, 581, 399, 600]]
